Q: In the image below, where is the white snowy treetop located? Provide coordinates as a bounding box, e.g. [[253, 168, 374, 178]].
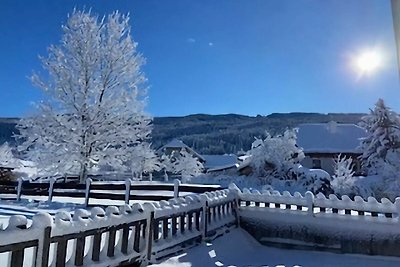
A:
[[171, 149, 204, 178], [130, 143, 161, 177], [248, 129, 304, 178], [331, 154, 356, 197], [0, 142, 20, 168], [16, 10, 151, 182]]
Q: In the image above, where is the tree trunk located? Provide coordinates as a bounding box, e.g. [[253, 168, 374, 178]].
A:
[[79, 163, 88, 184]]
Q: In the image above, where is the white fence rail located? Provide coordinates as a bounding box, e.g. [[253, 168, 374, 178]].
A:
[[233, 184, 400, 222], [0, 189, 237, 267]]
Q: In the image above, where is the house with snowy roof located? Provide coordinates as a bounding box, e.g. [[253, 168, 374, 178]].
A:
[[157, 139, 239, 173], [157, 139, 205, 162], [296, 121, 367, 175], [202, 154, 238, 173]]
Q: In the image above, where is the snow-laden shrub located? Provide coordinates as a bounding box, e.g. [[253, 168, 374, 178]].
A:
[[370, 149, 400, 200], [294, 166, 333, 195], [329, 154, 372, 199], [0, 142, 20, 168], [170, 150, 204, 182], [247, 129, 304, 179], [129, 143, 161, 180], [331, 154, 356, 196]]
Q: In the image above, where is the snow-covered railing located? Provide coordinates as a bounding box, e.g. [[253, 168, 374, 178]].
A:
[[0, 188, 237, 266], [0, 178, 222, 205], [235, 185, 400, 222], [203, 189, 238, 234], [234, 185, 400, 257]]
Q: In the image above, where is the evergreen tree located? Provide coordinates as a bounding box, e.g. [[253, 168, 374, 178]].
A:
[[359, 99, 400, 175]]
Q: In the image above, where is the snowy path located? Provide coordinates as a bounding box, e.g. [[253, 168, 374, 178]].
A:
[[150, 228, 400, 267]]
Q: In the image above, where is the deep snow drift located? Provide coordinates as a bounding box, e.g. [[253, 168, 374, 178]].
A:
[[150, 228, 400, 267]]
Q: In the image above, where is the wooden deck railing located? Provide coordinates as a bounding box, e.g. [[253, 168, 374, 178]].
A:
[[0, 178, 222, 204], [0, 189, 237, 267]]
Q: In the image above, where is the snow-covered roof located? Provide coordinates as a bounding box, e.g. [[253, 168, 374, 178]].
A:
[[297, 122, 367, 154], [202, 154, 238, 170], [161, 139, 189, 149], [158, 139, 205, 161]]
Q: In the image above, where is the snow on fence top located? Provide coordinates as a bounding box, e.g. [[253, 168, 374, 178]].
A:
[[0, 188, 237, 267], [233, 183, 400, 221]]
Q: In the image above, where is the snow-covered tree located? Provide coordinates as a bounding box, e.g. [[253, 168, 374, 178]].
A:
[[248, 129, 304, 179], [0, 142, 20, 168], [16, 10, 151, 183], [331, 154, 356, 197], [130, 143, 161, 180], [171, 150, 204, 182], [359, 99, 400, 175], [161, 154, 174, 181]]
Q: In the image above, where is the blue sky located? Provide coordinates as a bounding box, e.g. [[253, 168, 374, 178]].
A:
[[0, 0, 399, 117]]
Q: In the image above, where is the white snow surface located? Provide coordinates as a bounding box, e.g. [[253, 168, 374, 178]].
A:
[[150, 228, 400, 267], [297, 122, 367, 153]]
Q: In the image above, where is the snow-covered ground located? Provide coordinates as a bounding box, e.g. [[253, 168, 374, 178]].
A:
[[150, 228, 400, 267]]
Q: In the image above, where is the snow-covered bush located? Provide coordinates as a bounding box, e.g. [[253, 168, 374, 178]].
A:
[[329, 154, 373, 199], [294, 166, 333, 195], [331, 154, 356, 196], [16, 10, 151, 183], [247, 129, 304, 179], [170, 150, 204, 182], [0, 142, 20, 168], [243, 129, 335, 195], [130, 143, 161, 180]]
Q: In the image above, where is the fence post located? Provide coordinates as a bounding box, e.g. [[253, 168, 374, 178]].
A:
[[31, 213, 52, 267], [228, 183, 241, 227], [143, 203, 155, 263], [200, 195, 208, 239], [173, 179, 181, 198], [85, 178, 92, 207], [16, 178, 23, 201], [305, 191, 314, 217], [47, 178, 56, 203], [125, 178, 131, 205]]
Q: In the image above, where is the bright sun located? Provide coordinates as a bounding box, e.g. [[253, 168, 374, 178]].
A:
[[352, 49, 383, 76]]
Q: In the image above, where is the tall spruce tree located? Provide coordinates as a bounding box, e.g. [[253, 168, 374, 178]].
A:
[[359, 99, 400, 175]]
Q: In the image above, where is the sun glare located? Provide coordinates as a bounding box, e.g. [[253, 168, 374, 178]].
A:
[[352, 49, 383, 76]]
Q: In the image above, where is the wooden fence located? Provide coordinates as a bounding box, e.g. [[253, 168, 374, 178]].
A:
[[0, 189, 238, 267], [0, 179, 222, 205]]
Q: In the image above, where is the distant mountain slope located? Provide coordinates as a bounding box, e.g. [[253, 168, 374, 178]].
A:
[[0, 113, 365, 154], [152, 113, 365, 154]]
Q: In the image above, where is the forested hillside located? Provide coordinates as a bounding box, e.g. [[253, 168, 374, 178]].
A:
[[152, 113, 364, 154], [0, 113, 364, 154]]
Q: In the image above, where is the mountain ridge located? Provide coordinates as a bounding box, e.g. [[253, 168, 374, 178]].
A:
[[0, 113, 366, 154]]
